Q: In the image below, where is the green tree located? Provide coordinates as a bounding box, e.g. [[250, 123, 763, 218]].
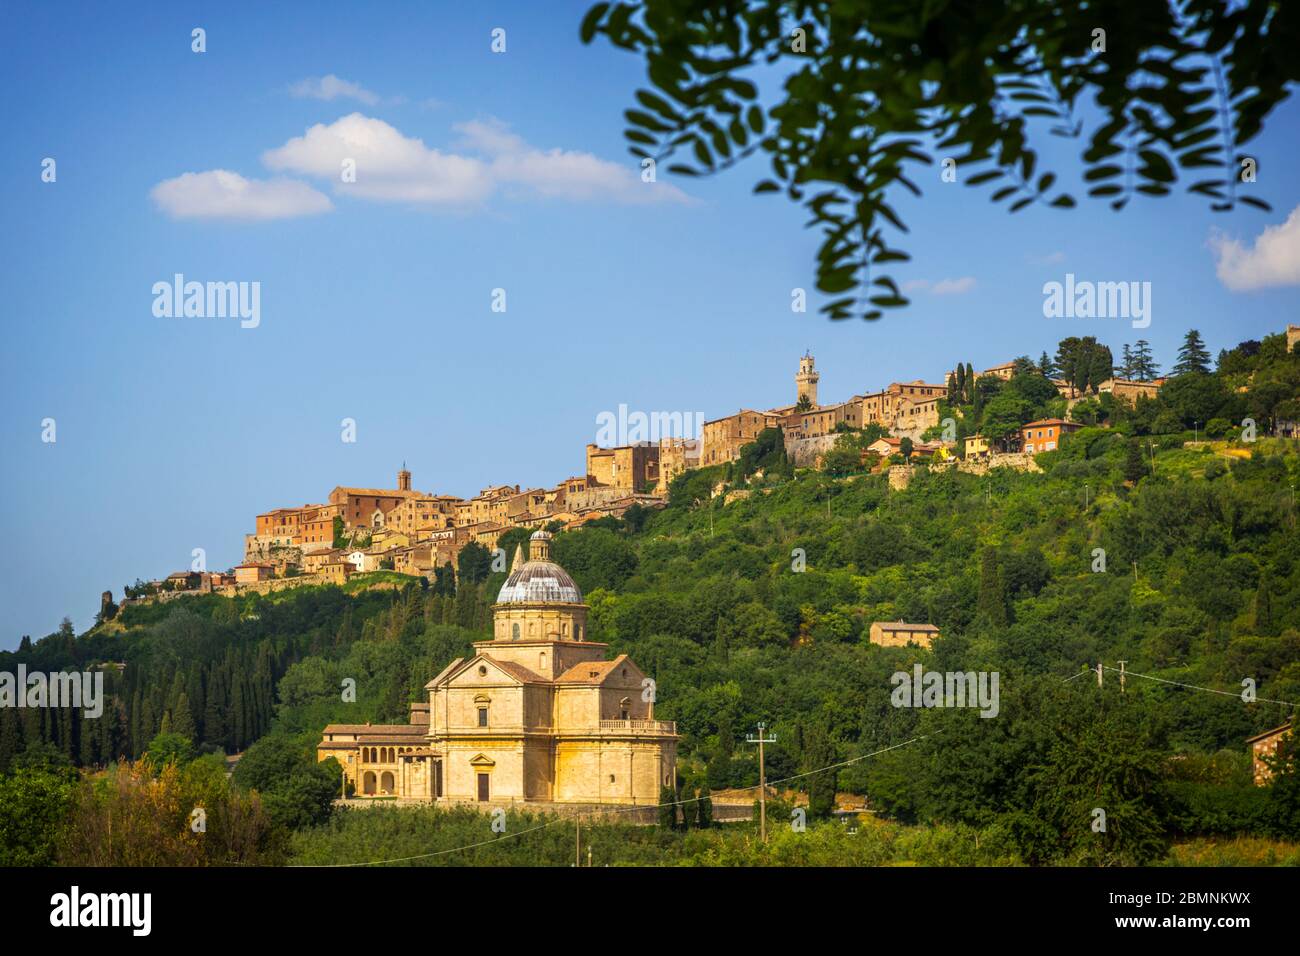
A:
[[1129, 340, 1159, 381], [457, 542, 492, 586], [143, 731, 195, 770], [1254, 573, 1273, 633], [1124, 439, 1146, 484], [658, 785, 678, 829], [1174, 329, 1212, 376], [976, 548, 1008, 627], [583, 0, 1287, 321], [804, 721, 836, 820], [1266, 727, 1300, 839], [0, 763, 78, 866], [695, 785, 714, 828]]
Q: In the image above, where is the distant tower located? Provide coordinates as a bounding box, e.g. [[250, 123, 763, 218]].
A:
[[397, 463, 411, 492], [796, 351, 819, 407]]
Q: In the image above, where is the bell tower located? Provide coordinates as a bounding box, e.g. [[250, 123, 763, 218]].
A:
[[796, 351, 819, 407], [397, 463, 411, 492]]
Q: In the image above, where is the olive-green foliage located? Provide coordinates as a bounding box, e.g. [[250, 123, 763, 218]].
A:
[[582, 1, 1291, 321]]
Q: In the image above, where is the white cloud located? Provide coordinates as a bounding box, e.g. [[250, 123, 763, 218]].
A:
[[1028, 251, 1065, 265], [289, 75, 379, 106], [154, 113, 691, 221], [263, 113, 691, 206], [150, 170, 332, 220], [263, 113, 493, 204], [1209, 205, 1300, 291], [903, 276, 977, 295]]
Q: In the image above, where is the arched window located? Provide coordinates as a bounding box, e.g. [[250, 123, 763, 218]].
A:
[[512, 622, 520, 641], [539, 651, 547, 672]]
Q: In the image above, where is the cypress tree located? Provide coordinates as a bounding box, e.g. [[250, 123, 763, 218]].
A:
[[1124, 439, 1145, 483], [658, 785, 678, 829], [977, 548, 1009, 627], [172, 692, 196, 740], [696, 785, 714, 828], [1255, 574, 1273, 633], [804, 721, 836, 819]]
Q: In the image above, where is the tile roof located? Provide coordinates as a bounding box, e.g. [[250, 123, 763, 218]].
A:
[[322, 723, 427, 736], [555, 654, 631, 685]]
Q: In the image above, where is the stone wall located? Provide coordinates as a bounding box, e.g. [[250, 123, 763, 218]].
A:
[[785, 433, 839, 468], [930, 452, 1042, 476]]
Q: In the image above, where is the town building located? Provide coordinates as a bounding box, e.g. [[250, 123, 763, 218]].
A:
[[1096, 378, 1164, 405], [1247, 720, 1294, 785], [233, 563, 274, 584], [795, 351, 820, 407], [328, 467, 433, 530], [1021, 419, 1083, 453], [656, 437, 700, 493], [317, 530, 677, 804], [701, 409, 780, 466], [585, 443, 660, 492], [981, 361, 1017, 381], [869, 621, 939, 649]]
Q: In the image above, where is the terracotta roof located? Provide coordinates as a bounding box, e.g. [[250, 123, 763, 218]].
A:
[[332, 486, 424, 498], [489, 659, 549, 685], [1246, 720, 1293, 745], [1023, 418, 1079, 428], [425, 657, 465, 689], [322, 723, 427, 736], [874, 621, 939, 632], [555, 655, 632, 685]]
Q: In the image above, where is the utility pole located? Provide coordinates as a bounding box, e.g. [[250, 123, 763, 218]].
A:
[[1117, 660, 1128, 694], [575, 817, 580, 868], [746, 722, 777, 844], [1096, 662, 1104, 688]]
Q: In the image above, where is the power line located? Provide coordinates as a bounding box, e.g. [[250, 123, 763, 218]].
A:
[[1101, 664, 1295, 707]]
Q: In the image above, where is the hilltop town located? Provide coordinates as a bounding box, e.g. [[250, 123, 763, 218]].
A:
[[130, 323, 1300, 603]]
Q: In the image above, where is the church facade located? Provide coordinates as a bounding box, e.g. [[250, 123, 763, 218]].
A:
[[317, 530, 677, 806]]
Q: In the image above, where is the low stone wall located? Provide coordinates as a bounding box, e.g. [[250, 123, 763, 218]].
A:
[[932, 452, 1042, 476]]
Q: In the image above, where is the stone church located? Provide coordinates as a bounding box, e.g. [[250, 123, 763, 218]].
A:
[[317, 530, 677, 806]]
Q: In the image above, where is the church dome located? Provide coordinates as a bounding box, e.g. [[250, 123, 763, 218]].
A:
[[496, 559, 583, 605]]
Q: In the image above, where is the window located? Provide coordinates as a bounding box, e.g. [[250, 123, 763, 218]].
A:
[[511, 622, 520, 641], [478, 707, 488, 728]]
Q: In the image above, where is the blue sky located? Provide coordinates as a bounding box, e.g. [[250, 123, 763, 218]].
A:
[[2, 1, 1297, 646]]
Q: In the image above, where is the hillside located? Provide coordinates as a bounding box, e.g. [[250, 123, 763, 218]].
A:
[[3, 417, 1300, 864]]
